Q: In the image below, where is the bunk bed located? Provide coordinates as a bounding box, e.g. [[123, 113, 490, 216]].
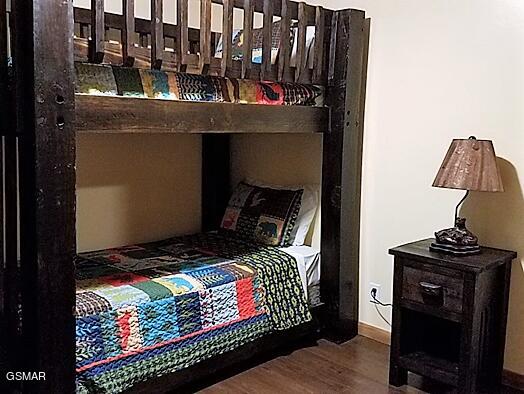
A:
[[0, 0, 369, 392]]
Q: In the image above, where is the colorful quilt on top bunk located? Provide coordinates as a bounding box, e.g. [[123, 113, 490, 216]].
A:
[[75, 232, 311, 393], [74, 62, 325, 107]]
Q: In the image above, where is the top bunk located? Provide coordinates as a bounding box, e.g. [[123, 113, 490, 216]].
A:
[[6, 1, 369, 134]]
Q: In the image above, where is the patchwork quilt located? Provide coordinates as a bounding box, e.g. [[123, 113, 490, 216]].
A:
[[75, 62, 325, 107], [75, 232, 311, 393]]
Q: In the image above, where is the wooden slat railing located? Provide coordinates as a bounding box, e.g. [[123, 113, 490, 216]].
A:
[[176, 0, 189, 71], [261, 0, 273, 80], [221, 0, 233, 76], [199, 0, 212, 73], [312, 6, 324, 84], [89, 0, 105, 63], [242, 0, 253, 78], [150, 0, 163, 69], [294, 2, 306, 82], [122, 0, 135, 66], [73, 0, 331, 84]]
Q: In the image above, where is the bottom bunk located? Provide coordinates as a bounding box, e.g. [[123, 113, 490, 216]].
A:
[[75, 232, 320, 393]]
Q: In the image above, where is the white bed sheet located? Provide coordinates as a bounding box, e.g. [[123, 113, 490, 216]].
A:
[[279, 245, 321, 299]]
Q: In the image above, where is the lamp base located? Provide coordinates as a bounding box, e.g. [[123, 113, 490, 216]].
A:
[[429, 242, 481, 256], [431, 217, 481, 256]]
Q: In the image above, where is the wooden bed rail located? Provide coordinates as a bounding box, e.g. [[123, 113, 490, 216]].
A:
[[71, 0, 331, 84]]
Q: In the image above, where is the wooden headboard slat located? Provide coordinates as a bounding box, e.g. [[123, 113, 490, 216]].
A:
[[122, 0, 135, 66], [89, 0, 105, 63]]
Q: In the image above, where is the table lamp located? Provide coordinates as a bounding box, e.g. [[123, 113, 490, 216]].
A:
[[431, 136, 503, 255]]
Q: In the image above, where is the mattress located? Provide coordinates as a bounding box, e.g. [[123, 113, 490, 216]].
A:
[[75, 232, 311, 393], [279, 245, 320, 303], [74, 62, 325, 107]]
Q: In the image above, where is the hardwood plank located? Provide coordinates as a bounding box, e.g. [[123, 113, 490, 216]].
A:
[[122, 0, 135, 66], [261, 0, 273, 80], [294, 2, 307, 82], [242, 0, 254, 78], [358, 322, 391, 345], [75, 95, 328, 134], [220, 0, 234, 76], [200, 0, 212, 73], [176, 0, 189, 71], [12, 0, 76, 392], [89, 0, 105, 63], [150, 0, 163, 69], [277, 0, 290, 81], [200, 337, 500, 394], [312, 6, 325, 84]]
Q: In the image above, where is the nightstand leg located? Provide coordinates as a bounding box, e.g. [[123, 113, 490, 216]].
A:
[[389, 363, 407, 387]]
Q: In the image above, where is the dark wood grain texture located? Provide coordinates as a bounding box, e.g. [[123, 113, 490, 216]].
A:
[[150, 0, 163, 69], [176, 0, 189, 71], [220, 0, 234, 76], [12, 0, 77, 392], [389, 240, 516, 393], [202, 135, 231, 231], [294, 2, 307, 82], [390, 238, 517, 273], [312, 6, 325, 84], [89, 0, 105, 63], [242, 0, 254, 78], [320, 9, 367, 343], [199, 0, 212, 73], [122, 0, 135, 66], [75, 95, 328, 134], [277, 0, 291, 81], [1, 3, 21, 384], [261, 0, 273, 80]]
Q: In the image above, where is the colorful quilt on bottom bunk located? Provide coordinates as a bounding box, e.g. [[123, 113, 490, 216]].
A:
[[75, 62, 325, 107], [75, 232, 311, 393]]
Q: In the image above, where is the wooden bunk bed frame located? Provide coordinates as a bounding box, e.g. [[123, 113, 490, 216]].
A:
[[0, 0, 369, 392]]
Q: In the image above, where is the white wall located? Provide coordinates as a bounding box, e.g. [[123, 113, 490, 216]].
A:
[[313, 0, 524, 374]]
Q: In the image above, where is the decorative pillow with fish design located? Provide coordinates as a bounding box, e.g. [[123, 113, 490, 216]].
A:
[[220, 182, 303, 246]]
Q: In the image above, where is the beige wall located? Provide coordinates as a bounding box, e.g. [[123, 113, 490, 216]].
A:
[[311, 0, 524, 374], [76, 134, 201, 252], [231, 134, 323, 247]]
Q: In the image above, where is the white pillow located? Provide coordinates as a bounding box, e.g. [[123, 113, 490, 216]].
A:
[[244, 178, 319, 246]]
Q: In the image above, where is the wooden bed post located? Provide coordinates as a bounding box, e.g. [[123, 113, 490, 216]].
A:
[[13, 0, 76, 392], [202, 135, 231, 231], [321, 9, 369, 342]]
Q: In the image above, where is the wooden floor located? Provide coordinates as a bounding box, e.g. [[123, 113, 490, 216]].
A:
[[197, 336, 521, 394]]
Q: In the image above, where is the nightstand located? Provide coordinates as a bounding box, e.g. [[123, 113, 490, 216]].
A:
[[388, 239, 516, 393]]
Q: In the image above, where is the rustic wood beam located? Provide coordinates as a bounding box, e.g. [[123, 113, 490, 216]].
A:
[[202, 135, 231, 231], [321, 8, 368, 343], [75, 95, 328, 134], [12, 0, 76, 391]]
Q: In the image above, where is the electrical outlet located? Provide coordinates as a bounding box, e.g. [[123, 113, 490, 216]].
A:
[[369, 282, 381, 302]]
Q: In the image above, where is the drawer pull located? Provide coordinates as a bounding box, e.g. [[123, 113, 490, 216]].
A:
[[419, 282, 444, 306]]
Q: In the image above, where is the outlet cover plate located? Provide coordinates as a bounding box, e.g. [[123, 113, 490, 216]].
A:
[[369, 282, 381, 302]]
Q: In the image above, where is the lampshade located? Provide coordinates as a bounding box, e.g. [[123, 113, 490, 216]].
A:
[[432, 137, 503, 192]]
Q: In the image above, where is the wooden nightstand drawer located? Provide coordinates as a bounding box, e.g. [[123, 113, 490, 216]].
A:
[[402, 265, 463, 314]]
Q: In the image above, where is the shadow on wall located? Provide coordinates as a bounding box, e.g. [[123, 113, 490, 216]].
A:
[[461, 158, 524, 374]]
